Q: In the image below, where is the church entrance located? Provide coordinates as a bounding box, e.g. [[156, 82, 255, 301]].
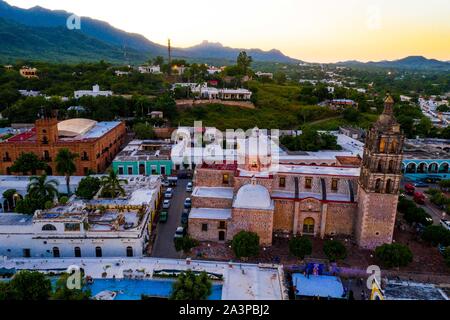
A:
[[302, 218, 315, 235]]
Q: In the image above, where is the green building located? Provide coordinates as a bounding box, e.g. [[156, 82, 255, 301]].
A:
[[112, 140, 174, 176]]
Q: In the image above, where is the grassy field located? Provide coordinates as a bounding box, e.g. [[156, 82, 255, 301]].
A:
[[175, 82, 345, 130]]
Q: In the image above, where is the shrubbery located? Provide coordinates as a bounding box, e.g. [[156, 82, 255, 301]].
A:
[[323, 240, 347, 262], [231, 231, 260, 259], [289, 237, 312, 260], [375, 243, 413, 268], [75, 176, 101, 200], [421, 225, 450, 247], [397, 197, 433, 226]]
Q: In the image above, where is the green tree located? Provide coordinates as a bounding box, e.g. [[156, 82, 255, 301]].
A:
[[421, 225, 450, 247], [273, 72, 287, 85], [76, 176, 101, 200], [14, 196, 42, 214], [52, 273, 91, 300], [55, 148, 78, 195], [100, 170, 128, 198], [10, 152, 48, 175], [27, 174, 59, 204], [2, 189, 18, 211], [231, 231, 260, 259], [8, 271, 52, 300], [174, 236, 199, 254], [289, 236, 312, 260], [323, 240, 347, 262], [153, 56, 164, 66], [133, 123, 155, 140], [375, 243, 413, 268], [170, 271, 212, 300], [236, 51, 253, 75]]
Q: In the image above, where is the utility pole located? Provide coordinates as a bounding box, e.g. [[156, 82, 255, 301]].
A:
[[168, 38, 172, 75]]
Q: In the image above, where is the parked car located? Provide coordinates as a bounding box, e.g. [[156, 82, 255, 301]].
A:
[[164, 188, 173, 199], [441, 219, 450, 231], [159, 211, 168, 223], [413, 192, 426, 205], [162, 179, 170, 187], [404, 183, 415, 196], [174, 227, 185, 239], [168, 177, 178, 187], [424, 176, 442, 184], [186, 182, 193, 192], [184, 198, 192, 209], [181, 208, 190, 225], [414, 182, 430, 188], [162, 200, 171, 209]]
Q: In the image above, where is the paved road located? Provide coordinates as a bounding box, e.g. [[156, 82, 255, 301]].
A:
[[151, 179, 190, 258]]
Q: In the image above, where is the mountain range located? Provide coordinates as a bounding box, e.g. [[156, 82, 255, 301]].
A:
[[0, 0, 297, 64], [0, 0, 448, 70], [338, 56, 450, 71]]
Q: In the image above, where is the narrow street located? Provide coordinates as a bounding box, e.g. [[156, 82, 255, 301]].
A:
[[151, 179, 190, 258]]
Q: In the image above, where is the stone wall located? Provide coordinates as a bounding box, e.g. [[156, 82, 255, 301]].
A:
[[229, 208, 274, 245], [191, 196, 233, 209], [188, 218, 228, 242], [355, 186, 398, 249], [233, 176, 273, 193], [273, 199, 295, 233], [324, 202, 357, 236], [194, 169, 235, 187]]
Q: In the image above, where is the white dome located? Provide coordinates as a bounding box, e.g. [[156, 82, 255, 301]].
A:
[[233, 183, 273, 210]]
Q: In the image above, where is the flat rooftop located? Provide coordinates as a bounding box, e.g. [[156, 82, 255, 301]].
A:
[[0, 213, 33, 226], [0, 258, 287, 300], [293, 274, 345, 299], [384, 281, 448, 300], [114, 140, 172, 162], [192, 187, 234, 199], [5, 120, 122, 143]]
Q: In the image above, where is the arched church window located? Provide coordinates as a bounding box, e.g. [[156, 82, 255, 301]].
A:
[[375, 179, 382, 193], [385, 179, 393, 193], [379, 138, 386, 153]]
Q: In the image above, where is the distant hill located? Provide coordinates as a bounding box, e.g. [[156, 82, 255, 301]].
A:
[[0, 17, 148, 63], [0, 0, 298, 63], [339, 56, 450, 71], [176, 41, 297, 63]]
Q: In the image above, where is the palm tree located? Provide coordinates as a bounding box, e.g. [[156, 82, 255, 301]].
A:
[[27, 175, 59, 203], [100, 170, 128, 198], [55, 149, 78, 195]]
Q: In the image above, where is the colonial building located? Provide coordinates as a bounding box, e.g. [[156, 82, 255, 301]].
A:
[[0, 175, 162, 258], [0, 118, 126, 176], [188, 96, 404, 249]]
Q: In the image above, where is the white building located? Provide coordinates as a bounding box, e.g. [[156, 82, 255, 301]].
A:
[[74, 85, 113, 99], [207, 66, 222, 75], [138, 65, 161, 74], [18, 90, 41, 97], [115, 70, 131, 76], [0, 175, 162, 258], [255, 71, 273, 79]]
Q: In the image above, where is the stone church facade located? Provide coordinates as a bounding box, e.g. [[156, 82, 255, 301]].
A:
[[188, 96, 404, 249]]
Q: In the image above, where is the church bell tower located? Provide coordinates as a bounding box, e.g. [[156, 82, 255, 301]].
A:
[[355, 95, 404, 249]]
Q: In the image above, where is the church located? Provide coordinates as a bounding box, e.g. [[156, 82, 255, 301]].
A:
[[188, 96, 404, 249]]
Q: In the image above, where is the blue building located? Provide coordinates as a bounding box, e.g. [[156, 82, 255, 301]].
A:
[[112, 140, 174, 176], [402, 139, 450, 182]]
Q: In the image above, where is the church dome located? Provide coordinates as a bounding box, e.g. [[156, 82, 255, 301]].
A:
[[233, 183, 273, 210]]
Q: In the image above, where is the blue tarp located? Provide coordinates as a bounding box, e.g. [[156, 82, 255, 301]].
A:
[[293, 273, 345, 299]]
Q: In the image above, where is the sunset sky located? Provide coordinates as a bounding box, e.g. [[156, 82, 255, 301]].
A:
[[5, 0, 450, 63]]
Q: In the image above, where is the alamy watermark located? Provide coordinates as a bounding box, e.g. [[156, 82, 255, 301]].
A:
[[66, 14, 81, 30], [170, 121, 281, 168]]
